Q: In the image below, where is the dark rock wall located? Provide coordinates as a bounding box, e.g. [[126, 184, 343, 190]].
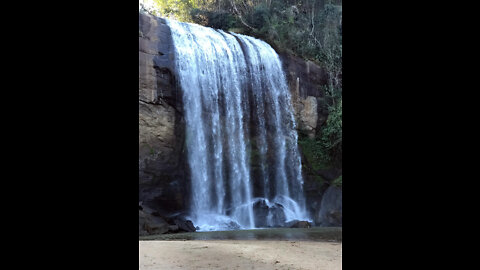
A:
[[280, 52, 330, 138], [139, 12, 188, 217]]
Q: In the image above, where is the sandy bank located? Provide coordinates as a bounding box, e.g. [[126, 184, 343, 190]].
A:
[[139, 240, 341, 270]]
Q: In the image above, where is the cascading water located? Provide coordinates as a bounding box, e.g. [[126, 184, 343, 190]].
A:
[[167, 19, 310, 231]]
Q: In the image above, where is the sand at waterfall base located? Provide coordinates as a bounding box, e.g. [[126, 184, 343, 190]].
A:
[[139, 240, 341, 270]]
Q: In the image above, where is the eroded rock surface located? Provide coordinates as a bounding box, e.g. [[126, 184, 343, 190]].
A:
[[139, 12, 187, 217], [280, 53, 329, 137], [298, 96, 318, 138]]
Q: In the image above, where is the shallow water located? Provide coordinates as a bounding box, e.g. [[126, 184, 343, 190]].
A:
[[139, 227, 342, 242]]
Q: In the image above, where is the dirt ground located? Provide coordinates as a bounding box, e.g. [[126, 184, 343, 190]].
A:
[[139, 240, 342, 270]]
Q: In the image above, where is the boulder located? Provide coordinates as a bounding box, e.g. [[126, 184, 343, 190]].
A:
[[317, 186, 342, 226], [253, 200, 269, 227], [285, 220, 312, 228], [253, 199, 287, 227], [225, 221, 241, 230], [269, 203, 287, 227], [173, 218, 196, 232], [139, 209, 169, 235]]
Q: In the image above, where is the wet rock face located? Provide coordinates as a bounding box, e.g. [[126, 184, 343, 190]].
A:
[[298, 96, 318, 138], [317, 186, 342, 226], [280, 53, 329, 137], [139, 12, 187, 216], [270, 205, 287, 227], [280, 53, 328, 99], [253, 200, 287, 228], [253, 200, 269, 227], [139, 13, 177, 106]]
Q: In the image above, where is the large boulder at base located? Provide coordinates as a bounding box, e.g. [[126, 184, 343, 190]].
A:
[[167, 225, 179, 233], [269, 204, 287, 227], [172, 217, 196, 232], [167, 216, 197, 232], [253, 199, 287, 228], [285, 220, 312, 228], [139, 210, 169, 235], [317, 186, 342, 226], [253, 200, 269, 227]]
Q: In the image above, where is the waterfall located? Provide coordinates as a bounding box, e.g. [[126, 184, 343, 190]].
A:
[[167, 19, 310, 231]]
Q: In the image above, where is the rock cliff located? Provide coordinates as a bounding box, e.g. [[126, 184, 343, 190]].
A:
[[139, 13, 188, 217], [138, 12, 341, 230], [280, 53, 329, 138]]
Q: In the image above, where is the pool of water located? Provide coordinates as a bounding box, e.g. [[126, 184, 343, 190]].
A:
[[139, 227, 342, 241]]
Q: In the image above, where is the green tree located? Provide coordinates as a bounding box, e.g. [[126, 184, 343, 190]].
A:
[[153, 0, 199, 21]]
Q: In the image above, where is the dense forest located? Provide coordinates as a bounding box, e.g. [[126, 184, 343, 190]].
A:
[[140, 0, 342, 185]]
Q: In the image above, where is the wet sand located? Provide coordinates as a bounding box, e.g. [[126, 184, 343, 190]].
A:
[[139, 240, 342, 270]]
